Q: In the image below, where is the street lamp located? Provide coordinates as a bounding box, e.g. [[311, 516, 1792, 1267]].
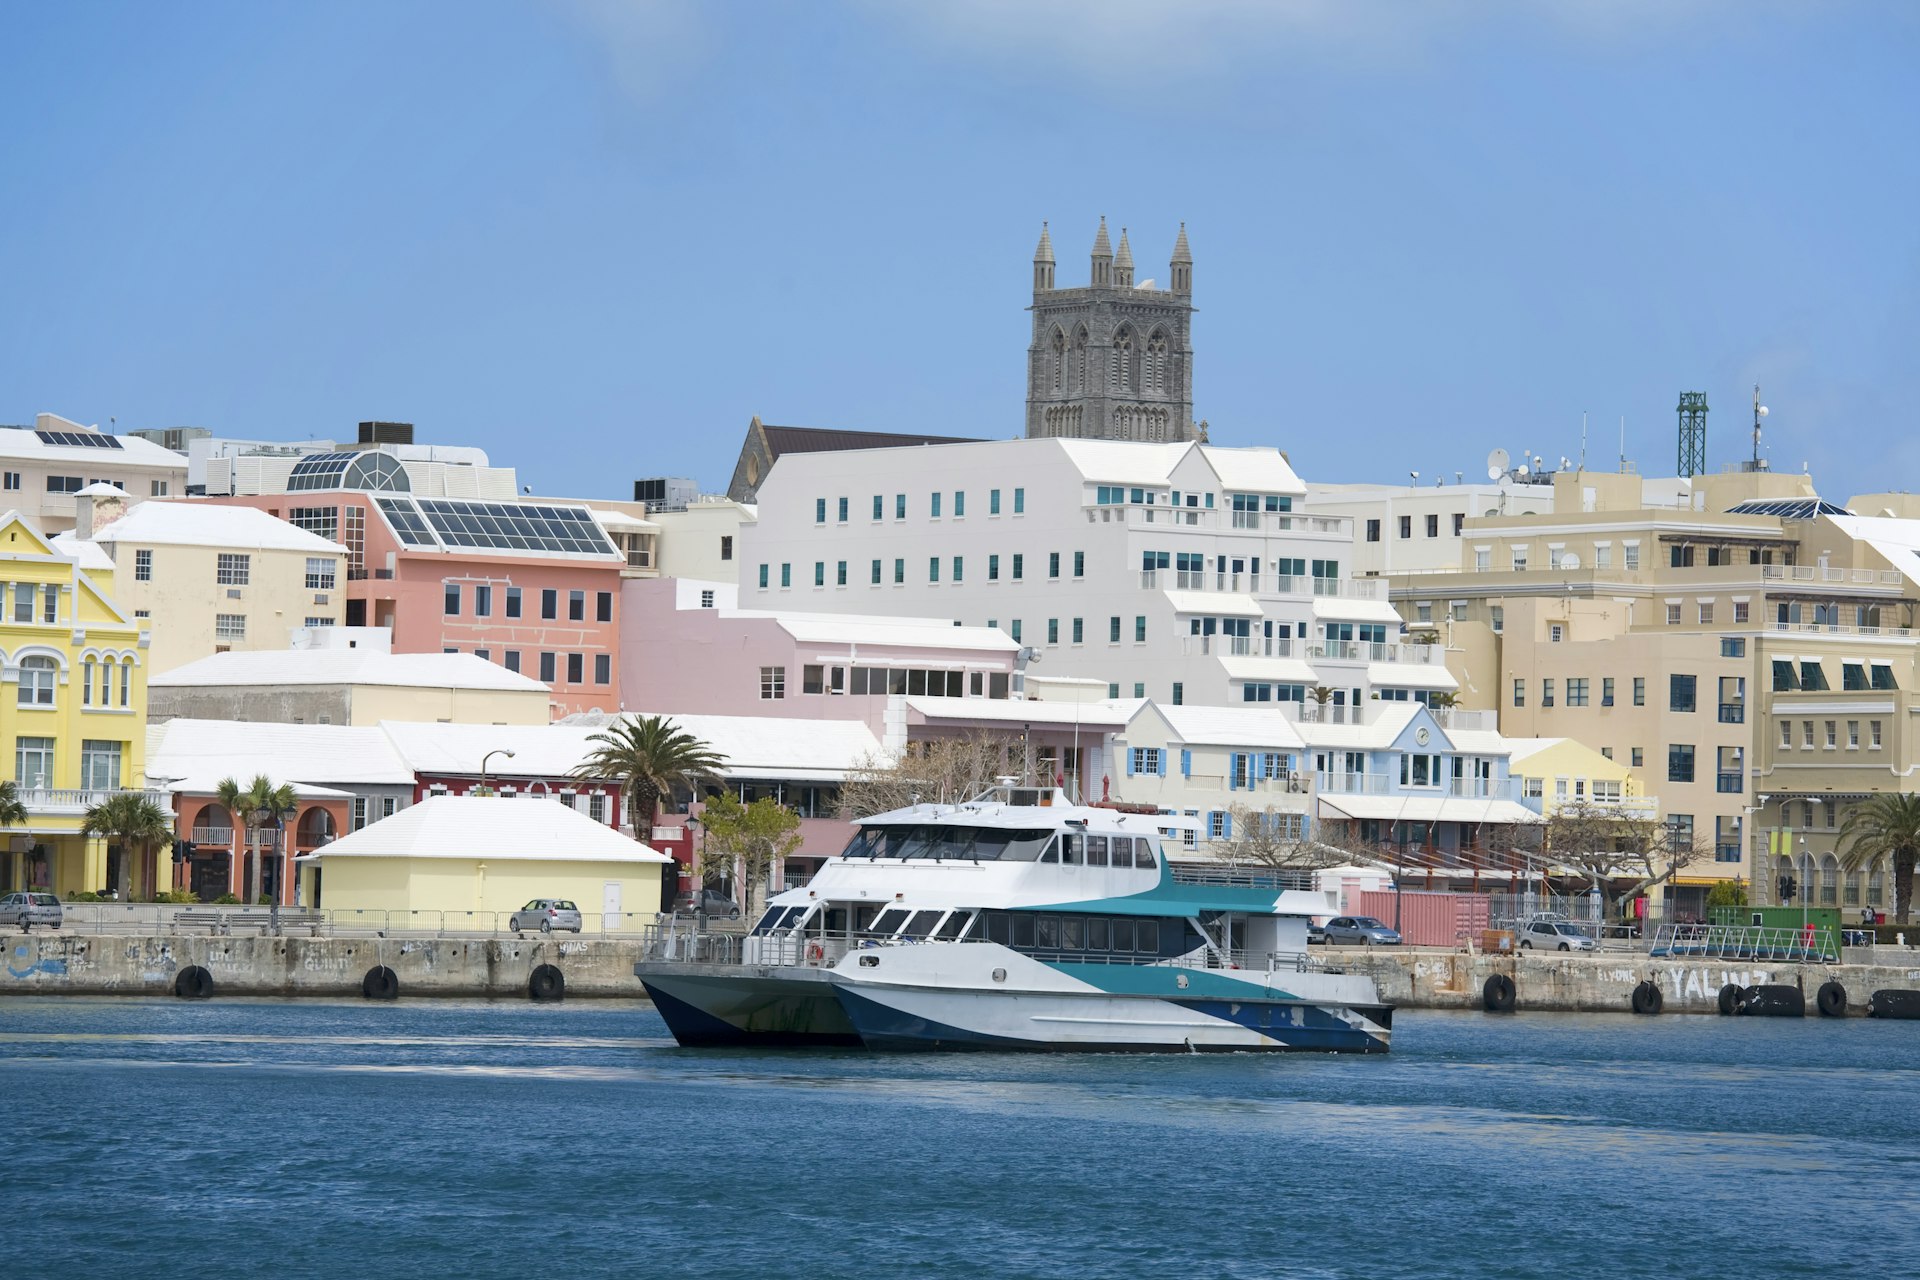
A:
[[479, 749, 517, 796]]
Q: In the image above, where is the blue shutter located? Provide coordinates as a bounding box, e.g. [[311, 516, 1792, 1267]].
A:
[[1252, 752, 1264, 782], [1155, 749, 1166, 775], [1124, 749, 1135, 777], [1181, 749, 1191, 778], [1228, 754, 1240, 790], [1222, 812, 1234, 839]]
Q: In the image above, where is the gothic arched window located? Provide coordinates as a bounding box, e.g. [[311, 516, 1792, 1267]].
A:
[[1146, 331, 1169, 393], [1111, 328, 1134, 391], [1073, 327, 1089, 392], [1050, 329, 1066, 392]]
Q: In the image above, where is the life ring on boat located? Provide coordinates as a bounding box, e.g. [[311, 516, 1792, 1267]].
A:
[[1482, 973, 1516, 1013], [806, 942, 825, 963], [1630, 980, 1663, 1015], [173, 965, 214, 1000], [528, 964, 565, 1003], [362, 965, 399, 1001], [1816, 980, 1847, 1018]]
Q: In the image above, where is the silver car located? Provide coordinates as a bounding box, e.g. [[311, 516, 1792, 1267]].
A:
[[509, 899, 582, 933], [677, 888, 741, 921], [1318, 915, 1402, 946], [0, 892, 62, 931], [1518, 919, 1597, 952]]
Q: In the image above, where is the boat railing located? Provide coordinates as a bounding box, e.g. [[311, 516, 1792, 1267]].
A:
[[1169, 865, 1316, 891]]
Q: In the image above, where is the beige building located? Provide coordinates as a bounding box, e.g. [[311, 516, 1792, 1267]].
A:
[[647, 497, 754, 582], [0, 413, 188, 532], [1384, 463, 1920, 917], [297, 794, 672, 928], [148, 628, 554, 725], [58, 491, 348, 673]]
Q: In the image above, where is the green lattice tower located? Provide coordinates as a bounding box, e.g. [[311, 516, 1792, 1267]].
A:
[[1676, 392, 1708, 478]]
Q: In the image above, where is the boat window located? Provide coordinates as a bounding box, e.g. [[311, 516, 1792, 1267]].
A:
[[1086, 835, 1108, 867], [1061, 916, 1085, 949], [928, 827, 979, 860], [1010, 914, 1036, 949], [1137, 919, 1161, 953], [1111, 918, 1137, 951], [868, 908, 910, 936], [839, 829, 884, 859], [1087, 917, 1111, 950], [1035, 916, 1060, 949], [824, 907, 851, 933], [984, 912, 1010, 945], [1061, 834, 1084, 866], [934, 911, 972, 940], [1134, 841, 1157, 870], [749, 907, 783, 935], [1038, 838, 1059, 864], [903, 910, 943, 937]]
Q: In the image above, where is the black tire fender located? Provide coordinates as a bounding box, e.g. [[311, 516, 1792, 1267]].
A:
[[1717, 983, 1743, 1016], [1483, 973, 1516, 1013], [1816, 980, 1847, 1018], [173, 965, 214, 1000], [1869, 989, 1920, 1019], [361, 965, 399, 1001], [1739, 983, 1806, 1017], [1631, 980, 1664, 1015], [529, 963, 565, 1003]]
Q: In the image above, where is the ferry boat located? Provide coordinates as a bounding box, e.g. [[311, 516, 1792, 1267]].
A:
[[635, 783, 1391, 1053]]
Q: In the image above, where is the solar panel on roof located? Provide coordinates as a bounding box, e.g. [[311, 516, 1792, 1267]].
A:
[[34, 430, 123, 449], [1726, 497, 1847, 519], [375, 496, 439, 547]]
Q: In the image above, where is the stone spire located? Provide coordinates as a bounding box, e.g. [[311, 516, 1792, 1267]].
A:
[[1114, 227, 1134, 287], [1169, 221, 1192, 295], [1090, 215, 1112, 287], [1032, 221, 1055, 291]]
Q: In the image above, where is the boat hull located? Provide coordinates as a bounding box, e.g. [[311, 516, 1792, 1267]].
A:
[[827, 946, 1392, 1054], [634, 962, 860, 1047]]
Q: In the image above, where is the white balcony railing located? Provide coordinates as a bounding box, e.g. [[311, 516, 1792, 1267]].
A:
[[22, 787, 177, 814], [1180, 634, 1295, 659], [1762, 565, 1904, 587]]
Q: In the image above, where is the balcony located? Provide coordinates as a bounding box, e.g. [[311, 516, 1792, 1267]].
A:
[[1181, 634, 1293, 658], [21, 787, 177, 817], [1762, 564, 1905, 589], [1115, 506, 1350, 538], [189, 826, 234, 846], [1317, 772, 1394, 795]]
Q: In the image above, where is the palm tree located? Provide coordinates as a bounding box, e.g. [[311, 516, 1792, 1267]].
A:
[[82, 793, 174, 902], [0, 780, 26, 893], [574, 716, 726, 837], [1837, 794, 1920, 924], [215, 775, 297, 904]]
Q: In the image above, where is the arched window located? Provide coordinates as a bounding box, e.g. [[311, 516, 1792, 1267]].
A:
[[1869, 859, 1886, 905], [1844, 868, 1862, 906], [18, 655, 56, 707], [1050, 329, 1065, 392], [1146, 331, 1169, 392], [1820, 853, 1838, 905], [120, 659, 131, 707], [1111, 328, 1134, 391], [82, 659, 96, 707]]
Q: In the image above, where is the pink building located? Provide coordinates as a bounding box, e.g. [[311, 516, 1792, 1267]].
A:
[[210, 461, 626, 717]]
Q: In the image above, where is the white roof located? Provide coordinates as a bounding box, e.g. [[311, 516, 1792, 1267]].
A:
[[1311, 596, 1405, 624], [1164, 590, 1263, 617], [1294, 704, 1421, 750], [1501, 737, 1568, 768], [77, 481, 129, 496], [146, 718, 416, 787], [0, 424, 186, 468], [1053, 439, 1196, 485], [1196, 445, 1304, 495], [379, 720, 606, 777], [1159, 705, 1306, 750], [1367, 663, 1460, 691], [619, 712, 884, 781], [1318, 795, 1541, 825], [1218, 656, 1319, 684], [50, 532, 115, 572], [88, 500, 348, 554], [151, 648, 549, 692], [1824, 515, 1920, 590], [767, 612, 1018, 652], [904, 695, 1143, 730], [588, 508, 660, 532], [302, 795, 670, 863]]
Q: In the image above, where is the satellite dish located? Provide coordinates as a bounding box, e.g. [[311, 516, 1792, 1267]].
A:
[[1517, 464, 1530, 477], [1487, 448, 1510, 480]]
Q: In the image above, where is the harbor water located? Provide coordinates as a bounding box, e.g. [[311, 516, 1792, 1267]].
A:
[[3, 997, 1915, 1278]]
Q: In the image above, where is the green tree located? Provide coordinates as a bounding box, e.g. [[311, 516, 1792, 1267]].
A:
[[574, 715, 726, 837], [697, 791, 804, 917], [82, 792, 174, 902], [1837, 793, 1920, 924], [215, 775, 297, 905], [1704, 879, 1749, 911], [0, 780, 27, 894]]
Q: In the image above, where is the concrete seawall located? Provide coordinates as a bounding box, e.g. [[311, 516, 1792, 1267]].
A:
[[9, 933, 1920, 1012]]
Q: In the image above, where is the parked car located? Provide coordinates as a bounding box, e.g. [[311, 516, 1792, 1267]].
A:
[[1317, 916, 1402, 947], [677, 888, 741, 921], [1518, 918, 1598, 952], [0, 892, 62, 932], [509, 899, 582, 933]]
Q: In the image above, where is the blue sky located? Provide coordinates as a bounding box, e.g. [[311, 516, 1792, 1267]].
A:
[[3, 2, 1916, 500]]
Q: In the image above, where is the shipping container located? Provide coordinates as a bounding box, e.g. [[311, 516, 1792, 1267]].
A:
[[1349, 889, 1490, 948]]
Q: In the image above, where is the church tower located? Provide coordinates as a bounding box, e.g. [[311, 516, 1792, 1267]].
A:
[[1025, 218, 1198, 442]]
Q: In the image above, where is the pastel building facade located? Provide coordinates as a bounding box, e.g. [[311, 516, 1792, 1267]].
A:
[[0, 511, 164, 897], [0, 414, 189, 533], [734, 437, 1455, 712]]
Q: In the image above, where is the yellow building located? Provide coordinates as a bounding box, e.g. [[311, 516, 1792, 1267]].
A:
[[1502, 737, 1656, 818], [1, 510, 163, 897], [298, 795, 671, 929], [60, 489, 348, 674]]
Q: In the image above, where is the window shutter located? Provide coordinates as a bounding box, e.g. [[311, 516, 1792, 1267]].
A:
[[1228, 755, 1240, 790], [1181, 749, 1191, 778], [1125, 750, 1135, 777], [1252, 752, 1264, 781], [1222, 812, 1233, 839], [1155, 749, 1165, 775]]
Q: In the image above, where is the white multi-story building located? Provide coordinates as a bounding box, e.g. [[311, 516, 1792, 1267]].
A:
[[0, 413, 189, 532], [1301, 477, 1558, 577], [734, 437, 1455, 711]]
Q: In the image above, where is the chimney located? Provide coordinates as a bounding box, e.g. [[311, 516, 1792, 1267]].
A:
[[73, 484, 129, 540]]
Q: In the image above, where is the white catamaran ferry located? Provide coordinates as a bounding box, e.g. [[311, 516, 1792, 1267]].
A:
[[634, 783, 1391, 1053]]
